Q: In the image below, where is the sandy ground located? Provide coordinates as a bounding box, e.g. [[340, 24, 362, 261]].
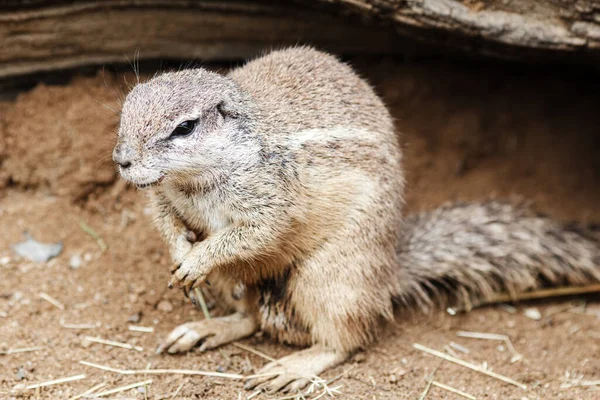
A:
[[0, 56, 599, 399]]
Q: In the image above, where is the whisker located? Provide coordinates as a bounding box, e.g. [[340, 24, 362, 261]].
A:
[[95, 99, 120, 115]]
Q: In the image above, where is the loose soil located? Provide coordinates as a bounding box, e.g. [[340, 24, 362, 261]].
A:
[[0, 56, 598, 399]]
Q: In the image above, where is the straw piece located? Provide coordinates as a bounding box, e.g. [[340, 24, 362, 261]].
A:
[[456, 331, 522, 363], [67, 382, 106, 400], [232, 342, 278, 363], [26, 374, 86, 390], [80, 361, 124, 374], [79, 360, 244, 379], [457, 331, 507, 341], [498, 304, 517, 314], [193, 288, 211, 320], [84, 336, 143, 352], [79, 220, 107, 252], [0, 346, 44, 355], [128, 325, 154, 333], [454, 284, 600, 312], [170, 382, 185, 399], [61, 320, 97, 330], [246, 389, 262, 399], [444, 345, 460, 358], [449, 342, 470, 354], [39, 292, 65, 310], [432, 381, 477, 399], [577, 380, 600, 387], [93, 379, 152, 397], [413, 343, 527, 390], [561, 380, 600, 388], [418, 369, 437, 400]]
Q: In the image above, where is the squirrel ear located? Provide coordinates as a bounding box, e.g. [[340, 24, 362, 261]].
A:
[[216, 100, 234, 119]]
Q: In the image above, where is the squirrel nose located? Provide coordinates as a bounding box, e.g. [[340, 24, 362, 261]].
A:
[[119, 160, 132, 169], [113, 144, 134, 169]]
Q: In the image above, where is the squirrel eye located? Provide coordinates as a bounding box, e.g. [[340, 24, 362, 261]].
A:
[[171, 119, 198, 138]]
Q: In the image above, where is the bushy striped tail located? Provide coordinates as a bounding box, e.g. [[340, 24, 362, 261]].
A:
[[396, 201, 600, 312]]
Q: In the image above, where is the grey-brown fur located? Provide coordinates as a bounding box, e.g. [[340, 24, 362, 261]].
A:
[[397, 201, 600, 312], [113, 46, 600, 394]]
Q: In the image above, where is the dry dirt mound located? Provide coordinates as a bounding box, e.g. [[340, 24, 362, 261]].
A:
[[1, 73, 123, 200]]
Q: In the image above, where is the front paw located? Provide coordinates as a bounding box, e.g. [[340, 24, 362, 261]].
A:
[[171, 234, 194, 265], [168, 251, 210, 292]]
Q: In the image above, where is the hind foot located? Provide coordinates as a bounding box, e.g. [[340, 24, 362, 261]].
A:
[[244, 345, 348, 394], [156, 312, 257, 354]]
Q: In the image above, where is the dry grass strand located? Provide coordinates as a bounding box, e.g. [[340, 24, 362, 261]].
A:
[[25, 374, 86, 390], [432, 381, 477, 399], [79, 360, 244, 379], [84, 336, 143, 352], [93, 379, 152, 397], [67, 381, 107, 400], [232, 342, 278, 363], [0, 346, 44, 355], [413, 343, 527, 390], [39, 292, 65, 310]]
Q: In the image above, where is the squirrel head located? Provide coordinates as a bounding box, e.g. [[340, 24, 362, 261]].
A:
[[114, 68, 258, 189]]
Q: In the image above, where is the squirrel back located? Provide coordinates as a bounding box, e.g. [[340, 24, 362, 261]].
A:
[[228, 46, 396, 139]]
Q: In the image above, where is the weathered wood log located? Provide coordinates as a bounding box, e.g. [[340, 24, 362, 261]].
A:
[[1, 0, 599, 79]]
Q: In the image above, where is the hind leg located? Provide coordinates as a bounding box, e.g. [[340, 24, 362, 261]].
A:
[[244, 345, 348, 394], [246, 235, 394, 393]]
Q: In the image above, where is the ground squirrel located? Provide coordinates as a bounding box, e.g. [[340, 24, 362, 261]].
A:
[[113, 46, 600, 394]]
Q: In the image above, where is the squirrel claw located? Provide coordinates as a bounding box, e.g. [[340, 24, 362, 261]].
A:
[[168, 274, 181, 289], [182, 277, 199, 295], [189, 292, 198, 307], [170, 263, 181, 274]]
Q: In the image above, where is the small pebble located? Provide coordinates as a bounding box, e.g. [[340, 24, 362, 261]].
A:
[[69, 254, 83, 269], [15, 367, 26, 380], [498, 304, 517, 314], [24, 361, 34, 372], [132, 285, 146, 295], [353, 352, 366, 363], [12, 233, 63, 262], [157, 300, 173, 312], [217, 365, 227, 373], [524, 308, 542, 320], [127, 312, 142, 323], [0, 256, 11, 265]]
